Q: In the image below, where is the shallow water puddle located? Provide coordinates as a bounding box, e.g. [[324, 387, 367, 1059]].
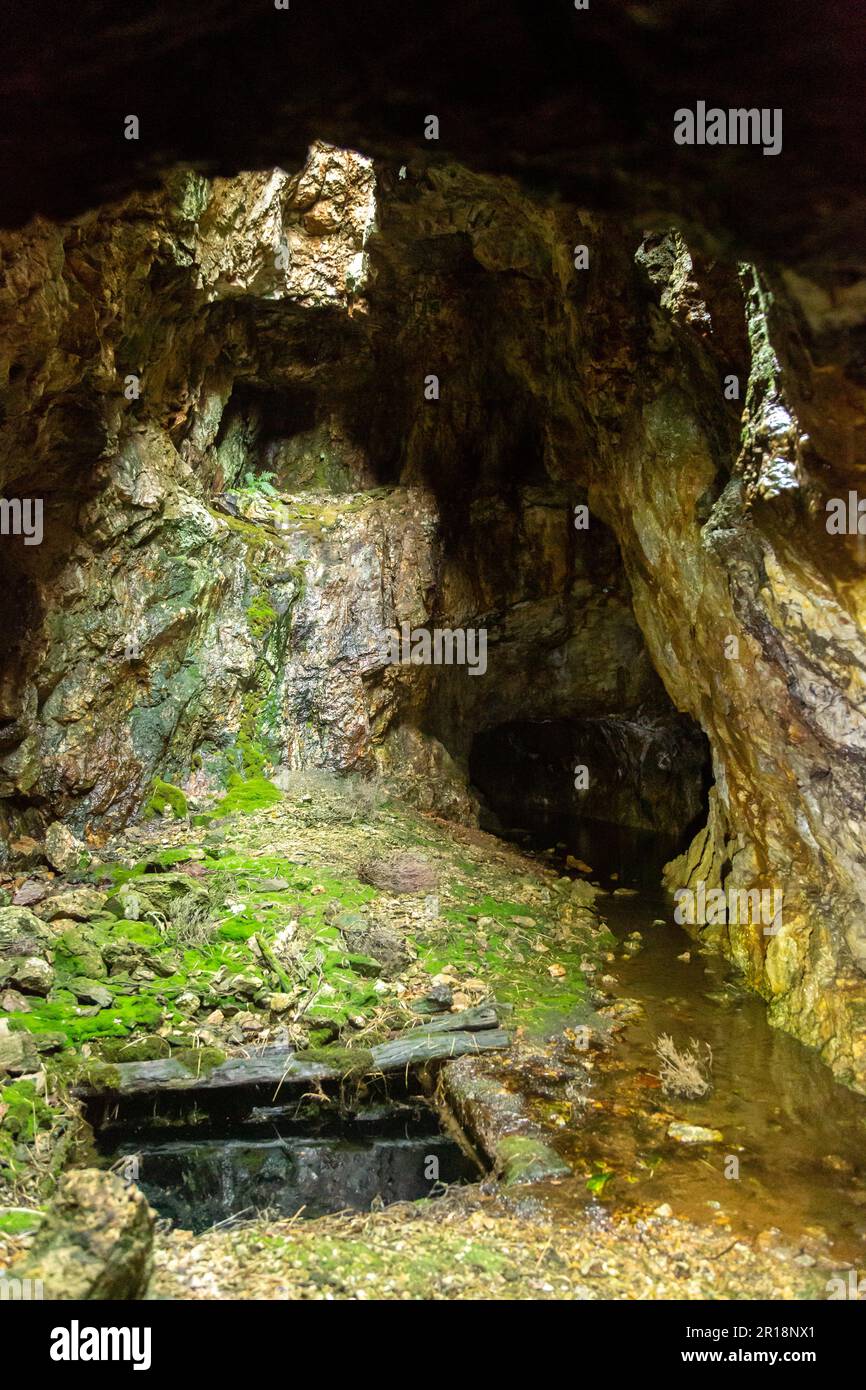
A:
[[576, 892, 866, 1262], [514, 819, 866, 1265]]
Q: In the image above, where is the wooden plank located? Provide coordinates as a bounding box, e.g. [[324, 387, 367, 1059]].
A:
[[74, 1026, 511, 1099], [407, 1004, 501, 1035]]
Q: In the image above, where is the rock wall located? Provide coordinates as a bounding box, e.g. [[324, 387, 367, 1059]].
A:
[[588, 238, 866, 1092], [2, 140, 866, 1090], [0, 147, 675, 840]]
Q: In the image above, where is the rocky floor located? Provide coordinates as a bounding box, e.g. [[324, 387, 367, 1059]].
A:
[[0, 774, 854, 1299], [151, 1186, 828, 1302]]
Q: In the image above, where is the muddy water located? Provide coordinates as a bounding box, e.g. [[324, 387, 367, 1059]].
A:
[[522, 819, 866, 1264]]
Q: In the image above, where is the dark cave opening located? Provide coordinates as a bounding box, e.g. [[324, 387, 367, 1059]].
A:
[[468, 712, 711, 886]]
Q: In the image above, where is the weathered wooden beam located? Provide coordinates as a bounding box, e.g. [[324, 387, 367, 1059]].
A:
[[372, 1028, 510, 1072], [407, 1004, 502, 1036], [74, 1026, 511, 1099]]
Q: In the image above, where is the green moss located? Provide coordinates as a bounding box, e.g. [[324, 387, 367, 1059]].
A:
[[237, 732, 268, 779], [72, 1059, 123, 1091], [246, 595, 279, 640], [0, 1081, 52, 1144], [194, 775, 282, 824], [143, 777, 188, 820], [107, 919, 162, 947], [138, 845, 202, 868], [0, 1080, 56, 1181], [99, 1035, 171, 1063], [0, 1207, 45, 1235], [294, 1045, 375, 1077], [173, 1046, 227, 1077], [412, 895, 605, 1036], [209, 510, 274, 549], [495, 1135, 571, 1185], [53, 927, 106, 979], [9, 990, 164, 1045]]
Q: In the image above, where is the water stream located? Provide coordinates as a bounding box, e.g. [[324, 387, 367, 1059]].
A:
[[517, 817, 866, 1265]]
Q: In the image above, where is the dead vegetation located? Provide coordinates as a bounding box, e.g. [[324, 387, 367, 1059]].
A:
[[654, 1033, 714, 1099], [358, 850, 439, 894]]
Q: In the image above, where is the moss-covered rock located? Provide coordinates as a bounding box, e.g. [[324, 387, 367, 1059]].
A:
[[495, 1135, 571, 1185], [172, 1046, 227, 1077], [53, 927, 106, 980], [12, 1169, 155, 1300], [143, 778, 189, 820]]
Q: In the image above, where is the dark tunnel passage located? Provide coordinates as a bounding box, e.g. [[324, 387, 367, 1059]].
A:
[[468, 713, 712, 886]]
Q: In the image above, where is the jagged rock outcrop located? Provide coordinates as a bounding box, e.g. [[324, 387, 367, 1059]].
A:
[[3, 0, 864, 298], [0, 147, 678, 838], [1, 117, 865, 1094], [589, 239, 866, 1090]]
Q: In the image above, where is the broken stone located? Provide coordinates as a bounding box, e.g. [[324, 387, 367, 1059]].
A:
[[44, 822, 86, 874], [0, 906, 54, 954], [67, 978, 114, 1008], [339, 918, 410, 975], [667, 1122, 723, 1145], [0, 988, 31, 1013], [0, 1031, 39, 1075], [106, 873, 206, 921], [11, 956, 54, 995], [496, 1135, 572, 1185], [11, 878, 50, 907], [175, 991, 202, 1014], [225, 974, 264, 998], [414, 982, 454, 1012], [569, 878, 603, 908], [40, 887, 107, 922], [13, 1168, 155, 1300], [54, 926, 106, 979], [267, 993, 292, 1013], [9, 836, 44, 868]]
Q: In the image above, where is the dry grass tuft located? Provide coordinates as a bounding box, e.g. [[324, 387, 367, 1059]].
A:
[[654, 1033, 714, 1099]]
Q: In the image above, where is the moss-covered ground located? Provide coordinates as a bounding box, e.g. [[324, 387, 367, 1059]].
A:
[[0, 774, 849, 1300], [0, 772, 609, 1205]]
